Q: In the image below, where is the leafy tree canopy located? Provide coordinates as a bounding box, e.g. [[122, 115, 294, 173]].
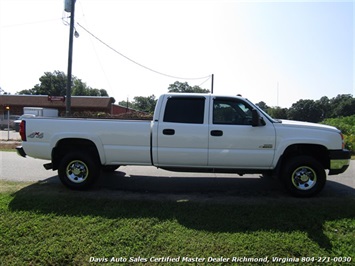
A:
[[263, 94, 354, 122], [132, 95, 157, 113], [287, 99, 323, 123], [17, 70, 110, 99], [118, 95, 157, 114], [256, 101, 269, 111], [168, 81, 210, 93], [267, 107, 288, 120]]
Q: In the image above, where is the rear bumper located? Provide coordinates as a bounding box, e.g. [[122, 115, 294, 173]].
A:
[[16, 146, 27, 158], [329, 149, 351, 175]]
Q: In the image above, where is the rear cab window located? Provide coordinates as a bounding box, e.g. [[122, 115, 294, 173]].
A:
[[163, 96, 206, 124]]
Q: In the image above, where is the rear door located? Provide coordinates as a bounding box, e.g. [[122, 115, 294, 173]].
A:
[[155, 95, 209, 167], [208, 97, 276, 169]]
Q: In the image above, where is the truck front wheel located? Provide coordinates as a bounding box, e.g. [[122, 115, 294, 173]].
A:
[[282, 156, 326, 197], [58, 152, 100, 190]]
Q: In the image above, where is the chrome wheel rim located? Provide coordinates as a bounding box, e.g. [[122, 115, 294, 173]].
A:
[[66, 160, 89, 184], [291, 166, 317, 190]]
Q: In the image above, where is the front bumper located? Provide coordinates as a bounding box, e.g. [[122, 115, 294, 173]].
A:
[[329, 149, 351, 175], [16, 146, 27, 158]]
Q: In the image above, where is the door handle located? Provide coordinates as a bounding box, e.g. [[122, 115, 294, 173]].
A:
[[163, 129, 175, 135], [210, 130, 223, 136]]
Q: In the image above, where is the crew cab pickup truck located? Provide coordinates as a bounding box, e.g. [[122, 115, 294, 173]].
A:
[[17, 93, 351, 197]]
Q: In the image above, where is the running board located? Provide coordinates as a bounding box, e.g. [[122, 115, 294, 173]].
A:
[[43, 163, 53, 170]]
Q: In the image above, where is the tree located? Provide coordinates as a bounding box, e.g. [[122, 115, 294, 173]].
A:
[[118, 100, 134, 109], [253, 94, 355, 122], [71, 79, 86, 96], [255, 101, 269, 111], [329, 94, 355, 118], [17, 70, 67, 96], [255, 101, 289, 119], [132, 95, 157, 113], [315, 96, 331, 120], [168, 81, 210, 93], [287, 99, 323, 122], [17, 70, 109, 97], [267, 107, 288, 119], [73, 79, 109, 96], [99, 89, 109, 97]]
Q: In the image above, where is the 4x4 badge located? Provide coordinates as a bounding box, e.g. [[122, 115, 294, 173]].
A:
[[28, 132, 44, 139]]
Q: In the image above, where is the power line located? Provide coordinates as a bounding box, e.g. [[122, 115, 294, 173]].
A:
[[198, 76, 212, 87], [75, 3, 113, 92], [76, 22, 211, 81]]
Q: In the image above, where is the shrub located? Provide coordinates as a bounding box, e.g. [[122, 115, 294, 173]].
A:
[[321, 115, 355, 154]]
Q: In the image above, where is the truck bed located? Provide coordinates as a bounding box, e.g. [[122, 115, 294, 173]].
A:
[[22, 118, 153, 165]]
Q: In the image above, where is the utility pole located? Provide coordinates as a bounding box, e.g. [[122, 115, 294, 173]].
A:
[[66, 0, 76, 117], [6, 106, 10, 141]]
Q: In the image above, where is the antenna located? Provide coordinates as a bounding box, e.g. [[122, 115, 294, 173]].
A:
[[211, 74, 214, 94], [277, 81, 279, 106]]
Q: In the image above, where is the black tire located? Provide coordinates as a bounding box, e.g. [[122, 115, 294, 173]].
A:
[[58, 152, 100, 190], [282, 156, 326, 197]]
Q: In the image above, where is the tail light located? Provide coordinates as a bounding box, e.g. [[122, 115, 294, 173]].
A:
[[340, 132, 345, 149], [19, 120, 26, 141]]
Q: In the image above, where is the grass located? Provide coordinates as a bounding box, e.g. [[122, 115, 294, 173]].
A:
[[0, 143, 20, 151], [0, 180, 354, 265]]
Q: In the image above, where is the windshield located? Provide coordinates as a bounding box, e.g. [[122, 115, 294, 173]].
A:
[[245, 99, 280, 123]]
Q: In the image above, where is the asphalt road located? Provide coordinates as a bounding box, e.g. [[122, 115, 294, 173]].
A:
[[0, 151, 354, 198]]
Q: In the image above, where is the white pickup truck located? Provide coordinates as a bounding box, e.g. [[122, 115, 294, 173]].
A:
[[17, 93, 350, 197]]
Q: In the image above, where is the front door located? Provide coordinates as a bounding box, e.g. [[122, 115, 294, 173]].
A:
[[208, 97, 276, 169]]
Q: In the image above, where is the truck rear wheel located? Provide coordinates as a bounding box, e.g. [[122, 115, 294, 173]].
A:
[[282, 156, 326, 197], [58, 152, 100, 190]]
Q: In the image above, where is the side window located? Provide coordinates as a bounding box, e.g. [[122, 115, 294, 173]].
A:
[[163, 97, 205, 124], [213, 98, 253, 125]]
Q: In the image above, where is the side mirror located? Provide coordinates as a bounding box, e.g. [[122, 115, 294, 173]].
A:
[[252, 109, 265, 127]]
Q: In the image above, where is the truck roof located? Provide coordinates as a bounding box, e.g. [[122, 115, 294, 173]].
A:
[[160, 93, 246, 100]]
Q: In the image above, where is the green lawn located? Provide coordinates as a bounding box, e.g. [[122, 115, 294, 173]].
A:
[[0, 180, 354, 265]]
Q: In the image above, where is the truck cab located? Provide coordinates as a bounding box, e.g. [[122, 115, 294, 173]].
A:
[[152, 94, 275, 169]]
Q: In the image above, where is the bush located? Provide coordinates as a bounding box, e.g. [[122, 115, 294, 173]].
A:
[[321, 115, 355, 154], [62, 111, 153, 120], [344, 134, 355, 154]]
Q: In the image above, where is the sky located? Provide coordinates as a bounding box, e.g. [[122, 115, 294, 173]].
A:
[[0, 0, 354, 108]]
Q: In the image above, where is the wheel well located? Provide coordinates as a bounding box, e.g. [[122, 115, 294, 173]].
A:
[[279, 144, 329, 170], [51, 138, 100, 170]]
